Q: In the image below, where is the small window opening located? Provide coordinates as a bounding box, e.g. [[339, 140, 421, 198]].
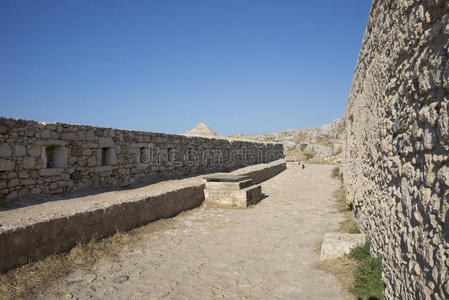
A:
[[102, 147, 113, 166], [139, 147, 148, 164], [46, 146, 56, 168], [45, 146, 64, 168], [167, 147, 173, 161]]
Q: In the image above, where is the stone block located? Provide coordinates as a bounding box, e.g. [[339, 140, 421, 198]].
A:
[[8, 178, 18, 188], [0, 143, 12, 158], [437, 166, 449, 187], [95, 166, 113, 173], [5, 190, 18, 200], [27, 145, 42, 157], [86, 130, 96, 141], [207, 179, 231, 189], [45, 123, 57, 130], [61, 132, 76, 140], [22, 179, 36, 185], [77, 131, 86, 140], [31, 187, 41, 195], [87, 156, 97, 167], [99, 137, 114, 148], [71, 144, 84, 156], [18, 171, 29, 178], [70, 172, 82, 180], [7, 172, 17, 179], [203, 175, 262, 207], [23, 157, 37, 169], [35, 140, 68, 146], [41, 129, 51, 139], [0, 160, 15, 171], [14, 145, 26, 156], [320, 233, 366, 261], [39, 168, 64, 177]]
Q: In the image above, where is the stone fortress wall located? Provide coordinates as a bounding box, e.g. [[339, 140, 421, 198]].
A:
[[0, 117, 284, 203], [343, 0, 449, 299]]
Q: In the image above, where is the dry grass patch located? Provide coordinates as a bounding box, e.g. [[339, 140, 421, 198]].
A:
[[0, 217, 175, 300], [284, 149, 335, 165], [325, 170, 384, 299], [319, 169, 370, 299], [319, 256, 357, 298], [333, 188, 360, 234]]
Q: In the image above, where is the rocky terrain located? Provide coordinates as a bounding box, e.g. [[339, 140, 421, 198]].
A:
[[228, 119, 345, 164], [184, 120, 344, 164]]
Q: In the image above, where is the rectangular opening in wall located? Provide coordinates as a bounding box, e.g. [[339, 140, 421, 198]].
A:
[[167, 147, 172, 161], [102, 147, 113, 166], [139, 147, 148, 164], [45, 146, 64, 168]]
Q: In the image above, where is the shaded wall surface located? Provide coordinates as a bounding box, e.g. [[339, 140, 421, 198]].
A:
[[343, 1, 449, 299], [0, 117, 283, 203]]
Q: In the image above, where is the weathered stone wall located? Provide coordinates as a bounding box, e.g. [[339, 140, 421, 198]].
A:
[[343, 1, 449, 299], [0, 117, 283, 203]]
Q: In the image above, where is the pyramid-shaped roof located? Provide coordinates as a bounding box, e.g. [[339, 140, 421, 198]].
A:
[[185, 122, 218, 137]]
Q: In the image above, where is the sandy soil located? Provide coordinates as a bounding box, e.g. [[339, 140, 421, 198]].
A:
[[40, 164, 351, 299]]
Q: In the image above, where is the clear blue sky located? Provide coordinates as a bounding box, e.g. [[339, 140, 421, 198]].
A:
[[0, 0, 372, 135]]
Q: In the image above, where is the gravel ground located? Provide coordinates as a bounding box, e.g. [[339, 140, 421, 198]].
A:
[[41, 164, 351, 299]]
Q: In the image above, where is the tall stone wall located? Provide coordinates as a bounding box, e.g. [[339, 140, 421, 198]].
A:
[[0, 117, 283, 203], [343, 0, 449, 299]]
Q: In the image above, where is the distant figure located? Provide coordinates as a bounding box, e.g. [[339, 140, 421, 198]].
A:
[[302, 164, 305, 169]]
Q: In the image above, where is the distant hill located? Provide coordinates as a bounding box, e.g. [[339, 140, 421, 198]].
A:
[[228, 119, 344, 164]]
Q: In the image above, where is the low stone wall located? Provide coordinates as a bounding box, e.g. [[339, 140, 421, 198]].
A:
[[0, 159, 285, 273], [0, 185, 205, 273], [233, 159, 286, 184], [0, 117, 283, 203], [343, 1, 449, 299]]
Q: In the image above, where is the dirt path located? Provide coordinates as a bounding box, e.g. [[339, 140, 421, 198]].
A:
[[42, 164, 350, 299]]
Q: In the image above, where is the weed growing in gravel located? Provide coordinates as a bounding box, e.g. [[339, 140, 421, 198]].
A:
[[334, 187, 352, 212], [304, 152, 314, 160], [350, 241, 371, 261], [348, 224, 361, 234], [331, 167, 340, 178], [331, 167, 344, 185], [349, 241, 385, 299]]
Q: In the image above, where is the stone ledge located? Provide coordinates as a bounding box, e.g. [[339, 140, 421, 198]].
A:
[[39, 168, 64, 177], [94, 165, 113, 173], [204, 179, 254, 190], [0, 159, 286, 273], [320, 233, 366, 261], [204, 183, 261, 208], [232, 159, 286, 184]]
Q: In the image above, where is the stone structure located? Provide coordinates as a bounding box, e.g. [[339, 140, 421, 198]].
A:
[[320, 233, 366, 261], [185, 122, 218, 137], [0, 159, 286, 272], [203, 174, 262, 207], [343, 1, 449, 299], [0, 117, 283, 203]]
